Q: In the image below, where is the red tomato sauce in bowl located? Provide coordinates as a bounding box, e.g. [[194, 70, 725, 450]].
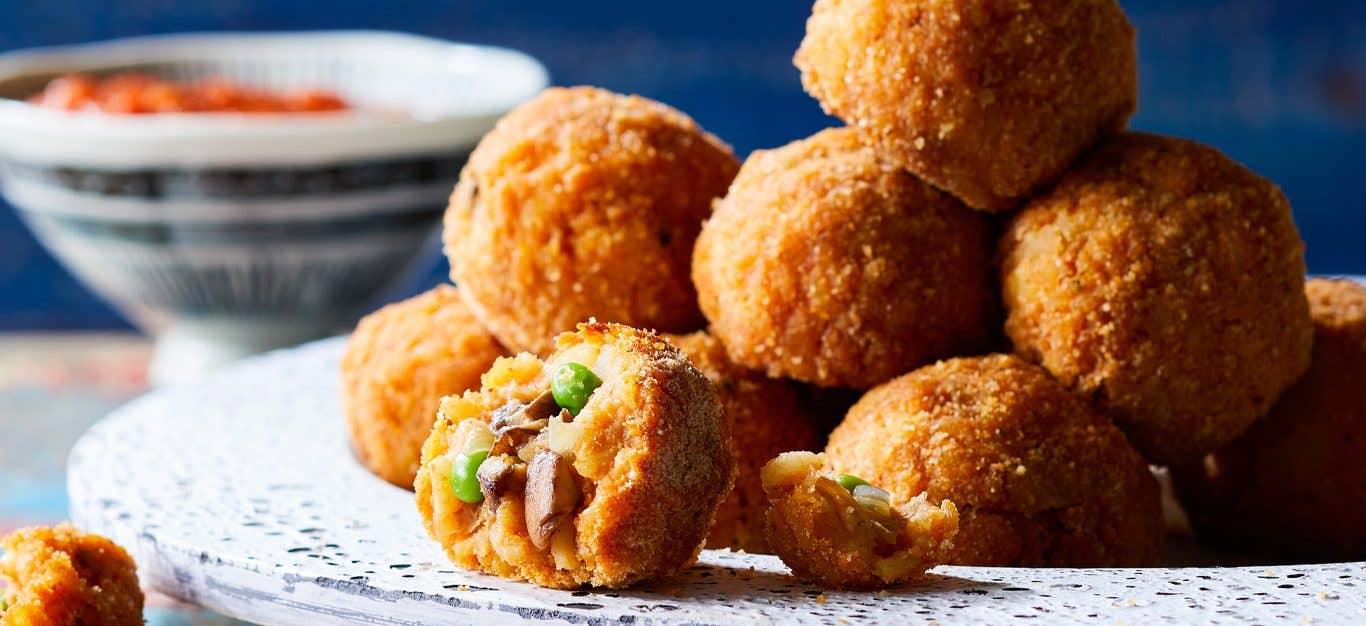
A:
[[28, 73, 349, 114]]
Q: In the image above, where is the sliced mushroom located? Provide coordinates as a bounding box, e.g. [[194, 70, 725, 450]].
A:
[[491, 390, 559, 438], [475, 454, 522, 507], [488, 398, 526, 428], [524, 390, 562, 420], [524, 450, 580, 549]]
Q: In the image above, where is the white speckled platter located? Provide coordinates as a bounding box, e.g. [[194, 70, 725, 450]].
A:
[[68, 337, 1365, 625]]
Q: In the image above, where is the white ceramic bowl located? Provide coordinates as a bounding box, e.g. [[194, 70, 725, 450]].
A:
[[0, 31, 548, 383]]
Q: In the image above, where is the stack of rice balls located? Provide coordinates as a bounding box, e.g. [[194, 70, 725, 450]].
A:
[[342, 0, 1365, 590]]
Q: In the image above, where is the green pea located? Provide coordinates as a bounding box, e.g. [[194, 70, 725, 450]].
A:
[[551, 362, 602, 416], [836, 474, 869, 492], [450, 449, 489, 504]]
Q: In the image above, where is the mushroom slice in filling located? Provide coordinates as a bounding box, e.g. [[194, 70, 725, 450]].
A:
[[489, 390, 559, 449], [524, 450, 581, 549], [473, 388, 586, 553], [476, 454, 522, 507]]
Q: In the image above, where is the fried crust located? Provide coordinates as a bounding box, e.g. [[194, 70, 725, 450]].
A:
[[0, 524, 143, 626], [999, 132, 1313, 464], [795, 0, 1136, 210], [693, 127, 996, 389], [1172, 279, 1366, 561], [416, 322, 734, 588], [666, 332, 823, 553], [825, 355, 1163, 567], [342, 285, 505, 487], [444, 86, 738, 354], [761, 452, 958, 589]]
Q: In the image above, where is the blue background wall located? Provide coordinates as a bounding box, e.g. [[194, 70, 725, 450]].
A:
[[1, 0, 1363, 329]]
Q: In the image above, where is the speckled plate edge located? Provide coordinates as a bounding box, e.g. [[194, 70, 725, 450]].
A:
[[67, 337, 1365, 625]]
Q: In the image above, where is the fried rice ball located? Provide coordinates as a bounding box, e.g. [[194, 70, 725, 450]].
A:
[[999, 132, 1313, 464], [826, 354, 1164, 567], [1172, 278, 1366, 561], [1, 524, 143, 626], [665, 332, 823, 553], [444, 86, 739, 355], [761, 451, 958, 589], [795, 0, 1137, 211], [416, 322, 735, 588], [692, 127, 996, 389], [342, 285, 505, 488]]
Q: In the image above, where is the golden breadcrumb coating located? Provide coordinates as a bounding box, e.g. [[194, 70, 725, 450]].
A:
[[826, 355, 1163, 567], [1, 524, 143, 626], [1000, 132, 1313, 464], [445, 86, 739, 354], [761, 452, 958, 589], [693, 127, 996, 389], [1172, 278, 1366, 561], [415, 322, 735, 588], [342, 285, 505, 488], [666, 332, 823, 553], [795, 0, 1136, 210]]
